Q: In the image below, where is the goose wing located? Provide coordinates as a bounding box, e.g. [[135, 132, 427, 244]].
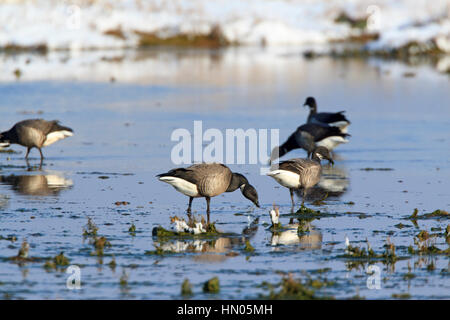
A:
[[311, 111, 349, 125], [280, 159, 322, 188], [298, 123, 347, 141]]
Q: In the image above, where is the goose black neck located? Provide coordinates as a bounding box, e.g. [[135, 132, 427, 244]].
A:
[[226, 173, 249, 192]]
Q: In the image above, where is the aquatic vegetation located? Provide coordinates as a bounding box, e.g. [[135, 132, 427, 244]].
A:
[[82, 218, 98, 237], [92, 236, 112, 256], [17, 239, 29, 258], [108, 257, 117, 270], [7, 239, 42, 264], [392, 293, 411, 299], [408, 230, 449, 255], [0, 149, 19, 154], [44, 252, 70, 270], [342, 238, 399, 266], [128, 223, 136, 236], [144, 245, 176, 256], [119, 269, 129, 287], [244, 240, 255, 253], [394, 223, 410, 229], [152, 222, 226, 240], [409, 208, 449, 220], [296, 205, 320, 215], [203, 277, 220, 294], [259, 274, 333, 300], [311, 193, 329, 206], [0, 235, 17, 242], [181, 279, 193, 296]]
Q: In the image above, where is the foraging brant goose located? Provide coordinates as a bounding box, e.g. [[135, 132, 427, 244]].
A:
[[267, 146, 333, 207], [304, 97, 350, 133], [157, 163, 260, 224], [270, 123, 348, 163], [0, 119, 73, 164]]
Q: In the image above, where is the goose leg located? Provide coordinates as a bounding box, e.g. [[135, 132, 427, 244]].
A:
[[187, 197, 194, 223], [301, 188, 309, 206], [289, 189, 295, 207], [25, 147, 31, 160], [187, 197, 193, 213], [38, 148, 44, 161], [38, 148, 44, 170], [205, 196, 211, 224]]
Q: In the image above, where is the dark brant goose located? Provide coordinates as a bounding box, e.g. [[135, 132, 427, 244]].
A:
[[304, 97, 350, 133], [270, 123, 349, 163], [157, 163, 260, 224], [267, 146, 333, 207], [0, 119, 73, 164]]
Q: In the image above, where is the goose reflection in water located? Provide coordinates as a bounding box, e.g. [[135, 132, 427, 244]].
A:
[[153, 218, 259, 263], [268, 207, 322, 251], [295, 164, 349, 201], [0, 172, 73, 196], [270, 220, 322, 251]]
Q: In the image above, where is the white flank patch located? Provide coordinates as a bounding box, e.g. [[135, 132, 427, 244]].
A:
[[267, 170, 300, 189], [159, 176, 199, 197], [43, 130, 73, 147], [316, 136, 348, 150], [328, 121, 349, 133]]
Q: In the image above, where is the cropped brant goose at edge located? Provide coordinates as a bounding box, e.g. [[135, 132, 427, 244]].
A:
[[303, 96, 351, 133], [269, 123, 349, 163], [157, 163, 260, 224], [267, 146, 333, 208], [0, 119, 74, 166]]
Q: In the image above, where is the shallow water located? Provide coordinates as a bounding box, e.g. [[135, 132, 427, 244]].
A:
[[0, 48, 449, 299]]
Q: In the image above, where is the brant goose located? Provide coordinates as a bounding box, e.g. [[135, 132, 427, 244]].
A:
[[0, 119, 73, 165], [157, 163, 260, 223], [304, 97, 350, 133], [267, 146, 333, 207], [270, 123, 348, 163]]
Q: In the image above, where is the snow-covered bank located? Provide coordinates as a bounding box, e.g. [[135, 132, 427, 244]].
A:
[[1, 0, 449, 52]]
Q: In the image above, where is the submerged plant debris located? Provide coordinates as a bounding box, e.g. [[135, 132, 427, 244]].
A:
[[203, 277, 220, 294], [259, 274, 334, 300]]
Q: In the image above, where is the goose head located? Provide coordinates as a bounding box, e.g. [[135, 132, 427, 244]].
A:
[[303, 96, 317, 109], [312, 146, 334, 165], [240, 183, 260, 208]]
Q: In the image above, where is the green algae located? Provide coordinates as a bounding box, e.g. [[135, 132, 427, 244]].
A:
[[44, 252, 70, 270], [203, 277, 220, 294], [244, 239, 255, 253], [409, 208, 449, 220], [181, 279, 193, 296], [259, 274, 334, 300], [82, 218, 98, 237], [408, 229, 449, 255], [151, 224, 230, 240]]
